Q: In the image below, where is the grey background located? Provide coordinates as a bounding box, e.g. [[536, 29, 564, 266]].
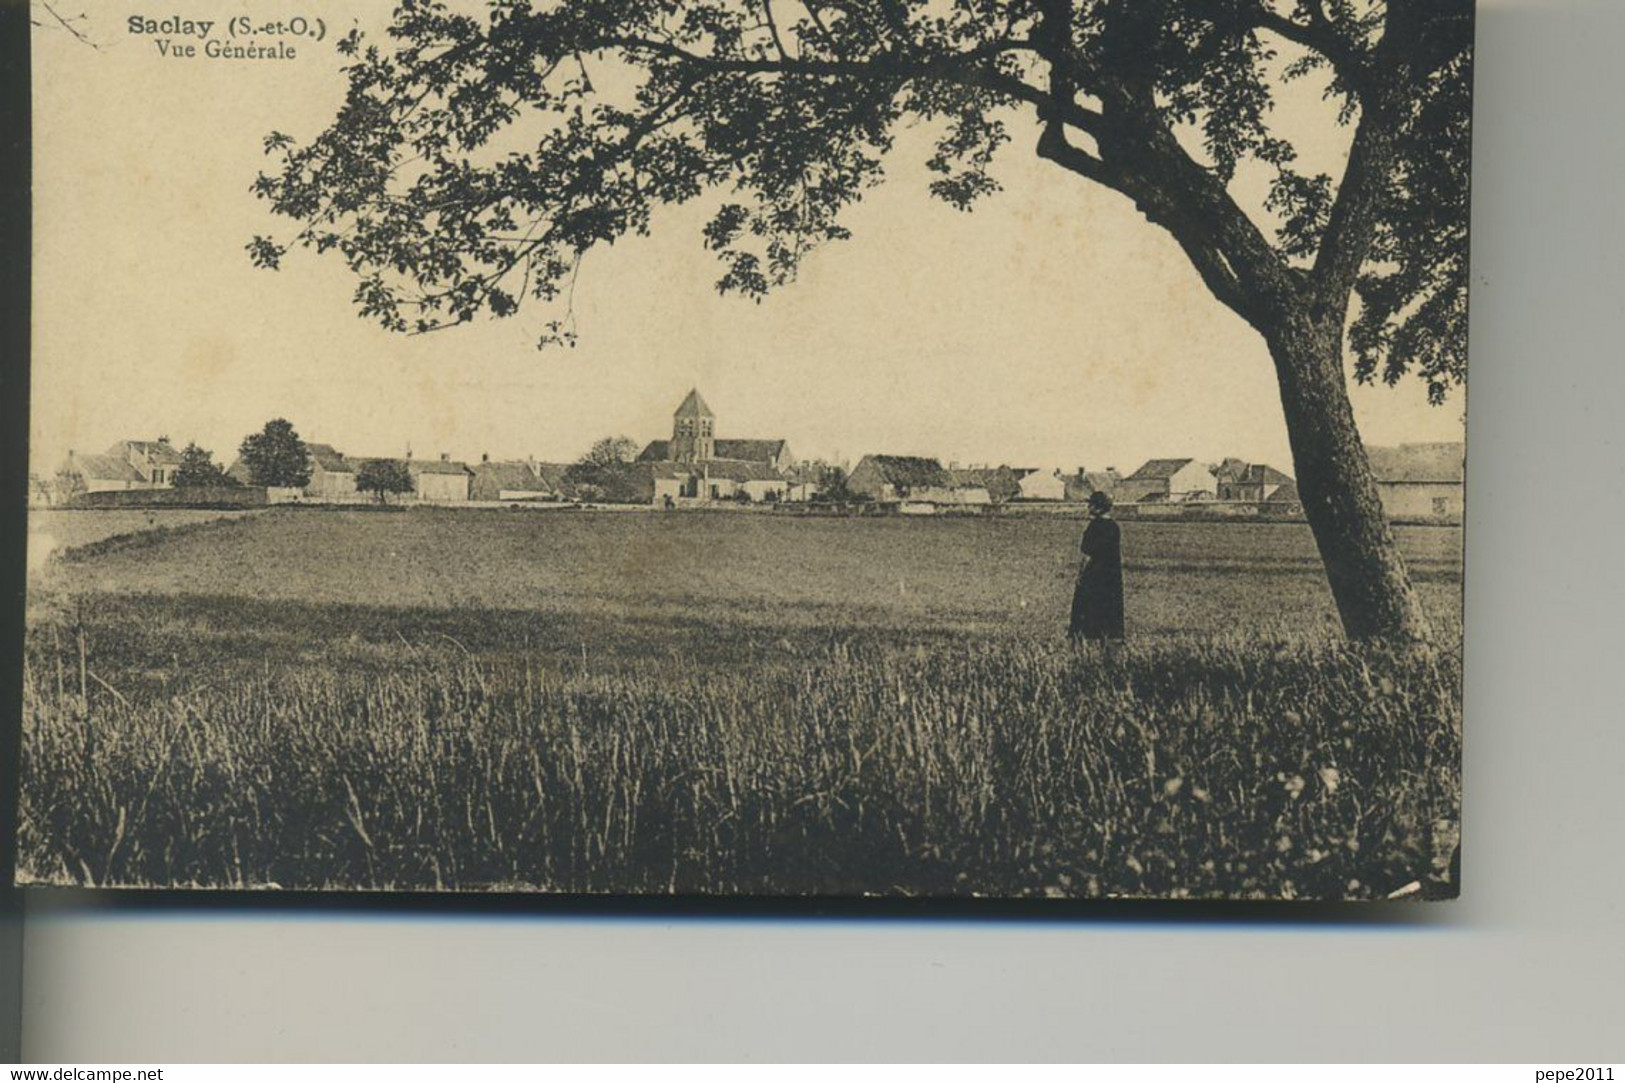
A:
[[17, 0, 1625, 1062]]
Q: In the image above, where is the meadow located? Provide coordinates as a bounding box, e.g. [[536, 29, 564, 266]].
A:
[[25, 507, 259, 572], [18, 507, 1463, 897]]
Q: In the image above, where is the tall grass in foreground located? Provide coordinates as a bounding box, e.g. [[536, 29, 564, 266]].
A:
[[18, 624, 1460, 899]]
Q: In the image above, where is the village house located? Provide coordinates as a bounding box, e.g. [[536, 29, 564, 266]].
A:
[[120, 441, 178, 485], [54, 438, 190, 498], [304, 443, 358, 500], [406, 455, 473, 503], [1212, 458, 1295, 502], [1211, 457, 1249, 496], [55, 450, 147, 495], [783, 462, 830, 502], [1367, 442, 1465, 523], [107, 439, 183, 487], [848, 454, 950, 503], [847, 455, 991, 506], [1121, 458, 1218, 503], [1014, 468, 1067, 502], [1064, 467, 1123, 504], [1263, 480, 1303, 516], [470, 457, 573, 502], [949, 465, 1021, 503]]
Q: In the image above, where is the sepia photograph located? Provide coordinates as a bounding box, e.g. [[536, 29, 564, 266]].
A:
[[20, 0, 1470, 899]]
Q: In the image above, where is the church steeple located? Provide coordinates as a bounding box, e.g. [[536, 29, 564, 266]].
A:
[[670, 388, 715, 463]]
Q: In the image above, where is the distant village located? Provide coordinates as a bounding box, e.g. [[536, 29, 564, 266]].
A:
[[35, 389, 1466, 524]]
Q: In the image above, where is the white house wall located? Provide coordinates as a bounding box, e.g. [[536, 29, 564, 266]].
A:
[[1377, 482, 1463, 523], [742, 480, 789, 502], [415, 474, 470, 502], [1169, 462, 1218, 496], [1018, 472, 1066, 500]]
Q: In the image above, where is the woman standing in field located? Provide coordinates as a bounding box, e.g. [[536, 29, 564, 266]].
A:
[[1069, 491, 1125, 641]]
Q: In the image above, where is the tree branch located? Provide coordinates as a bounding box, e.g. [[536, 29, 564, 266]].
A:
[[1309, 2, 1421, 316], [1253, 5, 1360, 74], [1310, 99, 1394, 313], [759, 0, 793, 61], [33, 1, 99, 48], [571, 28, 1103, 135], [1036, 123, 1115, 190]]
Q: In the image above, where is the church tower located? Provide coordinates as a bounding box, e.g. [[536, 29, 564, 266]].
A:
[[670, 388, 715, 463]]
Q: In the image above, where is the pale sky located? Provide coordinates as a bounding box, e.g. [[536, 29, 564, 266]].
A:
[[30, 1, 1464, 477]]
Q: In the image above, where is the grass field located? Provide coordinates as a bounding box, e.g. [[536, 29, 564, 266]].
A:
[[19, 507, 1463, 897], [34, 506, 1463, 638], [26, 508, 260, 572]]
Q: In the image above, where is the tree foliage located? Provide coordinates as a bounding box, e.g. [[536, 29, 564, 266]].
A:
[[172, 442, 237, 488], [52, 468, 85, 505], [28, 473, 53, 506], [582, 434, 640, 465], [564, 460, 651, 503], [796, 459, 850, 501], [357, 457, 416, 501], [239, 418, 313, 488], [252, 0, 1470, 400]]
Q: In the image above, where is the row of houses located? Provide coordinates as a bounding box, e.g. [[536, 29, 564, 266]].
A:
[[840, 444, 1462, 522], [250, 445, 500, 504], [841, 454, 1299, 509], [44, 394, 1463, 522], [50, 437, 565, 506]]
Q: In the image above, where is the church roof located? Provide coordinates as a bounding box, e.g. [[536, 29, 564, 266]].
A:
[[638, 438, 786, 464], [644, 460, 784, 482], [673, 388, 714, 419], [703, 460, 784, 482], [715, 439, 785, 462]]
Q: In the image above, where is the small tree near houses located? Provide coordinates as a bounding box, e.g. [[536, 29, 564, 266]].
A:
[[356, 458, 414, 504], [238, 418, 312, 489], [172, 443, 236, 488], [584, 434, 640, 466]]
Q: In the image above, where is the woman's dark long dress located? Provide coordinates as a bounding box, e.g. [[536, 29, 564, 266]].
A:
[[1069, 516, 1124, 640]]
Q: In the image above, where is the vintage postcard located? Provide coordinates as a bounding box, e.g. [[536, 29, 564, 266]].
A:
[[21, 0, 1470, 898]]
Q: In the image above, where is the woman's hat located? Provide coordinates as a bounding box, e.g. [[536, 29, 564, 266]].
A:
[[1087, 491, 1114, 513]]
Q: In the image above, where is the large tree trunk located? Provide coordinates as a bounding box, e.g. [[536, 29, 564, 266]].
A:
[[1266, 308, 1433, 642]]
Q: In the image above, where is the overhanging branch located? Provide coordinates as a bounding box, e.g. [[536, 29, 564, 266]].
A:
[[1253, 4, 1369, 88]]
